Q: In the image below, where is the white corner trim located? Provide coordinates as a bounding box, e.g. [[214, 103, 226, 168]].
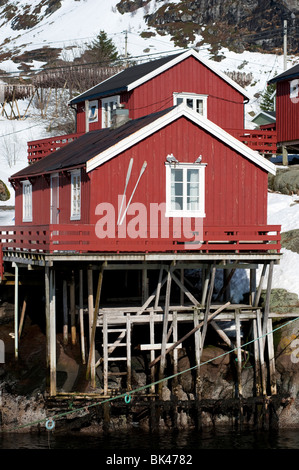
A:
[[86, 104, 276, 175], [127, 49, 251, 100]]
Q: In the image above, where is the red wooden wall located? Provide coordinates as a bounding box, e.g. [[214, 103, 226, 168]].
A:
[[276, 80, 299, 143], [76, 56, 245, 134]]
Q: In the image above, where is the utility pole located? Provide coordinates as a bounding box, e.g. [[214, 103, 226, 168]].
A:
[[283, 19, 287, 71]]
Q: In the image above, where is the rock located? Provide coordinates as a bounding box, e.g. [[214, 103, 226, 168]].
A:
[[268, 166, 299, 195], [260, 288, 299, 314], [281, 229, 299, 254]]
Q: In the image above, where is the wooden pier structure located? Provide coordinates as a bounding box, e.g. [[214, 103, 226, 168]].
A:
[[1, 249, 288, 412]]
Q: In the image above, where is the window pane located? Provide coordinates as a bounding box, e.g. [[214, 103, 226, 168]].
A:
[[171, 196, 183, 210], [196, 99, 203, 115], [176, 97, 183, 105], [171, 168, 183, 182], [187, 197, 199, 210], [186, 98, 194, 109]]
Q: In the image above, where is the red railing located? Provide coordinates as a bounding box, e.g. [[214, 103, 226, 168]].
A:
[[27, 128, 278, 163], [228, 129, 277, 154], [0, 224, 281, 257], [27, 133, 83, 163]]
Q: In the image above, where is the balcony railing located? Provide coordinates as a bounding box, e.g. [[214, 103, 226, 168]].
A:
[[27, 128, 278, 163], [27, 132, 83, 163], [228, 129, 277, 154], [0, 224, 281, 256]]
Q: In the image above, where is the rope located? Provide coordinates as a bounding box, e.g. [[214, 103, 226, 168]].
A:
[[5, 315, 299, 432]]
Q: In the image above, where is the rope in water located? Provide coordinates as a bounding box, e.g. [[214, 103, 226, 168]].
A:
[[6, 315, 299, 432]]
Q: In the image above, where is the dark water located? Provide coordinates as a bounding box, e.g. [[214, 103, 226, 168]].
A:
[[1, 428, 299, 450]]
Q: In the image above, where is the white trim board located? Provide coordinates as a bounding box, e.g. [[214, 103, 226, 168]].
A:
[[86, 104, 276, 175], [127, 49, 250, 100]]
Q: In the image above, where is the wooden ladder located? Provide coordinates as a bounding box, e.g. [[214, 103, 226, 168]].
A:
[[102, 312, 131, 395]]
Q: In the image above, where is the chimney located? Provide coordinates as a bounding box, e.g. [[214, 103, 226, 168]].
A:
[[112, 104, 130, 128]]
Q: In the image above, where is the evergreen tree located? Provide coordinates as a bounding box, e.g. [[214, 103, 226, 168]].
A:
[[260, 82, 276, 112], [84, 30, 119, 65]]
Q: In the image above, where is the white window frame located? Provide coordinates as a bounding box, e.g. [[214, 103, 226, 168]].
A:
[[70, 169, 81, 221], [165, 162, 206, 218], [88, 100, 99, 123], [101, 95, 120, 128], [290, 79, 299, 99], [173, 92, 208, 118], [22, 180, 33, 222]]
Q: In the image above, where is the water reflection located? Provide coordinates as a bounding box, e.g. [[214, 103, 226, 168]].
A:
[[0, 428, 299, 450]]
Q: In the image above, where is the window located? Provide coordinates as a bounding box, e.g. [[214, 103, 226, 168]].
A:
[[22, 181, 32, 222], [173, 93, 208, 118], [290, 79, 299, 100], [88, 100, 98, 123], [166, 163, 206, 218], [101, 95, 120, 128], [70, 170, 81, 220]]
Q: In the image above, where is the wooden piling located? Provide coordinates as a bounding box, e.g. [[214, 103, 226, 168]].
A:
[[70, 272, 76, 345], [63, 279, 68, 345]]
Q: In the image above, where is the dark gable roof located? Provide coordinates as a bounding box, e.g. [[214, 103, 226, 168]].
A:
[[69, 52, 183, 105], [269, 63, 299, 84], [11, 107, 175, 180]]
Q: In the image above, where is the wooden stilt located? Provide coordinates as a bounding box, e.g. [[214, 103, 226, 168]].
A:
[[63, 279, 68, 345], [103, 312, 108, 395], [150, 311, 156, 394], [250, 268, 257, 306], [201, 266, 210, 307], [87, 262, 106, 386], [253, 318, 262, 396], [267, 318, 277, 395], [256, 309, 267, 396], [79, 270, 86, 364], [45, 267, 50, 372], [254, 263, 267, 307], [235, 309, 243, 397], [70, 272, 76, 345], [262, 260, 274, 340], [49, 268, 56, 396], [154, 268, 163, 310], [201, 264, 216, 352], [193, 310, 201, 397], [172, 311, 178, 389], [14, 263, 18, 359], [142, 267, 148, 304], [126, 313, 131, 391], [87, 268, 94, 381], [180, 269, 184, 306], [159, 268, 172, 395], [18, 296, 27, 340]]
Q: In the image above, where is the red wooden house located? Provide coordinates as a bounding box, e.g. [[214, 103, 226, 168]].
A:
[[0, 49, 282, 400], [269, 63, 299, 153]]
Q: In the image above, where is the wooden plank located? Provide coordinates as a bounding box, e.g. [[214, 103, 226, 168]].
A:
[[159, 268, 172, 393], [267, 318, 277, 395], [70, 272, 76, 345], [86, 261, 106, 386], [256, 309, 267, 396], [154, 267, 163, 310], [63, 279, 68, 345], [149, 302, 230, 368], [253, 318, 262, 396], [262, 260, 274, 341], [79, 269, 85, 364], [49, 268, 56, 396], [127, 313, 131, 391], [171, 272, 199, 306], [235, 309, 243, 397], [149, 311, 155, 394], [18, 296, 27, 340], [140, 343, 182, 351], [103, 312, 108, 395], [200, 264, 216, 352], [193, 310, 201, 397]]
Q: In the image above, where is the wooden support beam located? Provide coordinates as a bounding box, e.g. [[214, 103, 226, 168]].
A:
[[159, 268, 172, 394], [267, 318, 277, 395], [149, 302, 230, 368], [171, 272, 199, 306], [49, 268, 56, 396], [79, 270, 85, 364], [45, 267, 50, 372], [216, 268, 235, 301], [201, 264, 216, 352], [149, 311, 156, 394], [87, 268, 94, 379], [262, 260, 274, 341], [254, 264, 267, 307], [126, 313, 131, 391], [256, 309, 267, 396], [70, 272, 76, 345], [235, 309, 243, 398], [193, 310, 201, 397], [154, 267, 163, 310], [13, 263, 19, 359], [253, 318, 262, 396], [250, 268, 257, 306], [103, 312, 108, 395], [18, 296, 27, 340], [201, 267, 210, 307], [63, 279, 68, 345], [87, 262, 106, 386]]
